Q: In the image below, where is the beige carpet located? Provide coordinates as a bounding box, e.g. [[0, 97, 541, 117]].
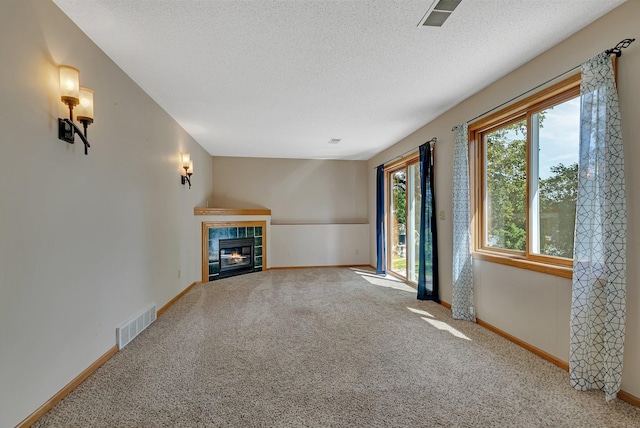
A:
[[35, 268, 640, 427]]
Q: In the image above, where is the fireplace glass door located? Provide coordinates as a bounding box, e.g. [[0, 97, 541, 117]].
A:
[[220, 246, 252, 270], [219, 238, 254, 277]]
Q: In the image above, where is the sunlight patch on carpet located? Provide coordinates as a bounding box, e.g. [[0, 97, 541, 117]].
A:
[[421, 317, 471, 341], [350, 268, 415, 292], [407, 307, 434, 318]]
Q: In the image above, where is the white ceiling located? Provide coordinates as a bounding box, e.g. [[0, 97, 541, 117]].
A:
[[52, 0, 625, 160]]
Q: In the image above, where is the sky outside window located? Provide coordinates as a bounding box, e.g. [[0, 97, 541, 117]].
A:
[[538, 97, 580, 178]]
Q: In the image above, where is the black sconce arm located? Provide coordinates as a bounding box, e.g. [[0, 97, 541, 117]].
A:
[[58, 118, 91, 155], [182, 173, 192, 188]]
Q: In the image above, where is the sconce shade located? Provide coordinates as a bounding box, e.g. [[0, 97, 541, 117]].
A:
[[76, 88, 94, 123], [187, 160, 194, 175], [181, 153, 191, 170], [59, 65, 80, 106]]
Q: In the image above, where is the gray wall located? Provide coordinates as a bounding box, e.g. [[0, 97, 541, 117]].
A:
[[368, 1, 640, 399], [0, 1, 214, 425], [211, 157, 368, 224]]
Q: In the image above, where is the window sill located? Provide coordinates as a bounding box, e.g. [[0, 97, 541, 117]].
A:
[[473, 251, 573, 279]]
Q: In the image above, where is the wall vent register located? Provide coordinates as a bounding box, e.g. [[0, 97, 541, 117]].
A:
[[116, 304, 157, 349]]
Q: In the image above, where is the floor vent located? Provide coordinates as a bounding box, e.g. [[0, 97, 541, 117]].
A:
[[116, 304, 157, 350]]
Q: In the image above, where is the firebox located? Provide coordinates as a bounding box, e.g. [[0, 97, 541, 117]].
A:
[[219, 238, 254, 278]]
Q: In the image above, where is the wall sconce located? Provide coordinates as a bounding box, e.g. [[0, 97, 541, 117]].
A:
[[181, 153, 193, 188], [58, 65, 94, 155]]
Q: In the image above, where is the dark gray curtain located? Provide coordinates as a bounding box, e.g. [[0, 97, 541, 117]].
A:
[[417, 143, 439, 301]]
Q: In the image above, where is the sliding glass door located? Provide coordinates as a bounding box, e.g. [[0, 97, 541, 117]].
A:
[[389, 169, 406, 276], [388, 161, 421, 283], [408, 163, 420, 282]]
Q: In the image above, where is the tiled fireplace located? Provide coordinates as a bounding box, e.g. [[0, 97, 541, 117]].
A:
[[204, 222, 265, 282]]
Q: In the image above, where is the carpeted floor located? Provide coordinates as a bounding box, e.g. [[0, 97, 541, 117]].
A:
[[35, 268, 640, 427]]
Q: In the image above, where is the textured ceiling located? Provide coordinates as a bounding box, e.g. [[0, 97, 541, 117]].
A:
[[52, 0, 625, 160]]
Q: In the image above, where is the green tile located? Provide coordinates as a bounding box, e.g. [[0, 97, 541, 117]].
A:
[[254, 267, 262, 272], [255, 226, 262, 237], [247, 227, 254, 237], [230, 227, 238, 238], [254, 236, 262, 246], [238, 227, 246, 238], [209, 240, 219, 262], [219, 228, 229, 239], [255, 246, 262, 257], [209, 262, 220, 275], [255, 256, 262, 267]]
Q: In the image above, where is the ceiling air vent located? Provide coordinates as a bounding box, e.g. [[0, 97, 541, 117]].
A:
[[421, 0, 462, 27], [328, 138, 341, 144]]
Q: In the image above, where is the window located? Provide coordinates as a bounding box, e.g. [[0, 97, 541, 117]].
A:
[[387, 156, 421, 283], [470, 75, 580, 277]]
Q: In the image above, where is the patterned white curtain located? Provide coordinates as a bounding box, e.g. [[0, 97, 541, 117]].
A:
[[452, 123, 475, 321], [570, 52, 627, 402]]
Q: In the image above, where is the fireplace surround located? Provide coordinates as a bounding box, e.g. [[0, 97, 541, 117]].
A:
[[202, 221, 266, 282]]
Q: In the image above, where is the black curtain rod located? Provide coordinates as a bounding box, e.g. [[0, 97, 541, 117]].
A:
[[452, 38, 635, 132], [375, 137, 436, 169]]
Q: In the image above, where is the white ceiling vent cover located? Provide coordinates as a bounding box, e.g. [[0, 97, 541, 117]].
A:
[[116, 303, 157, 349], [328, 138, 341, 144], [421, 0, 462, 27]]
